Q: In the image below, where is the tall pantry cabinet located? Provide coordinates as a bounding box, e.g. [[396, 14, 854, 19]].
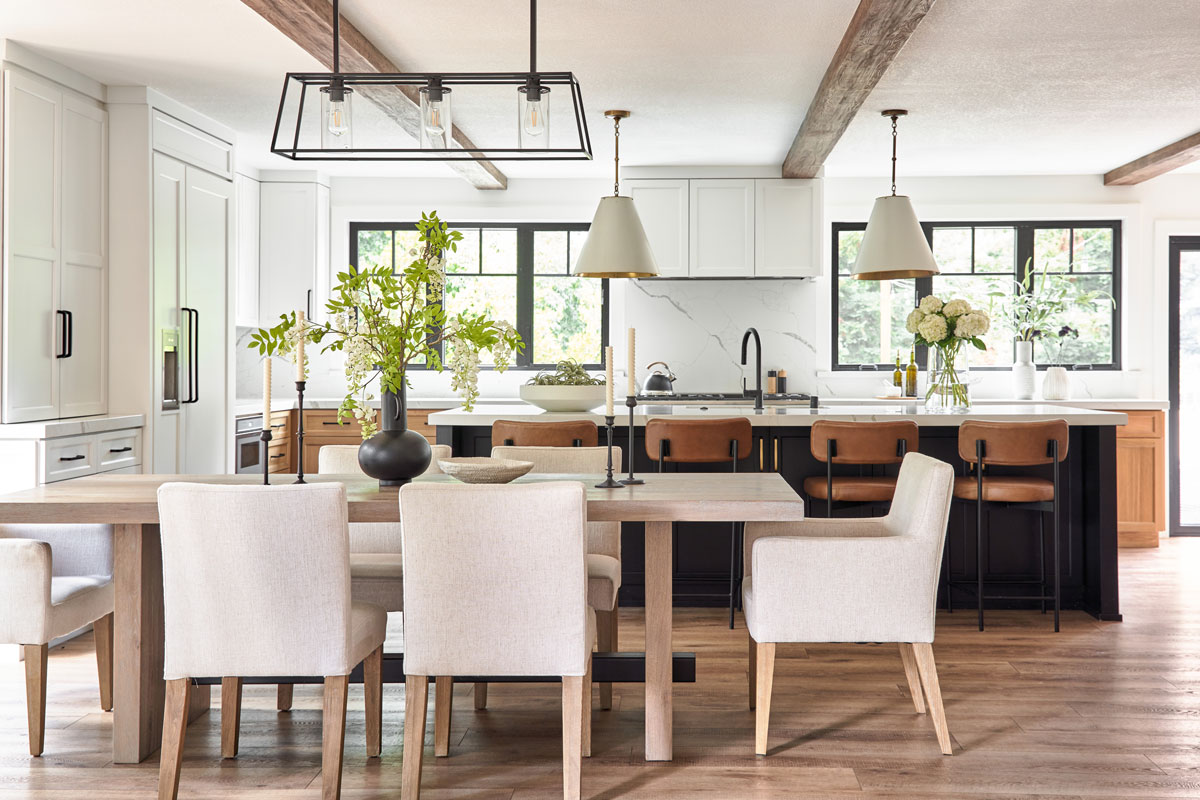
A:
[[1, 68, 108, 422]]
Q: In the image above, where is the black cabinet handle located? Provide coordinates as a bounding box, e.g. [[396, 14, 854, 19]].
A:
[[181, 308, 199, 404], [108, 447, 133, 454], [270, 453, 285, 459], [322, 421, 344, 426], [306, 289, 313, 319], [59, 454, 86, 462], [55, 311, 69, 358], [270, 422, 286, 429], [64, 310, 73, 358]]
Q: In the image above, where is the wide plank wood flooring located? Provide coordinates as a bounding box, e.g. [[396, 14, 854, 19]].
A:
[[2, 538, 1200, 798]]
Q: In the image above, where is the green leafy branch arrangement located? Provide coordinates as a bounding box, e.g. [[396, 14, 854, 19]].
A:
[[997, 258, 1114, 342], [526, 359, 604, 386], [248, 211, 524, 437]]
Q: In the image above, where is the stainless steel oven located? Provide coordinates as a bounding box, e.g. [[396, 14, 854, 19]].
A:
[[234, 415, 264, 474]]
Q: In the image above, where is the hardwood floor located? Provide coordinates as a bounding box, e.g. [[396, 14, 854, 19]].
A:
[[3, 538, 1200, 798]]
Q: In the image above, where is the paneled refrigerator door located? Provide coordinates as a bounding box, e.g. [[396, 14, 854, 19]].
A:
[[151, 153, 185, 473], [181, 165, 231, 474], [58, 94, 107, 418], [2, 69, 61, 423]]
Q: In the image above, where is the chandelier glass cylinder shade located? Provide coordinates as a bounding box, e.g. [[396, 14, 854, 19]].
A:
[[851, 110, 939, 280], [270, 0, 591, 162]]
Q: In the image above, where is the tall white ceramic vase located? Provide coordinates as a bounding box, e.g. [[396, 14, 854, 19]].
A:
[[1012, 341, 1036, 400]]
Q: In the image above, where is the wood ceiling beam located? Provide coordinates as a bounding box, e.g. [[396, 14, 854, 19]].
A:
[[1103, 130, 1200, 186], [781, 0, 936, 179], [242, 0, 508, 190]]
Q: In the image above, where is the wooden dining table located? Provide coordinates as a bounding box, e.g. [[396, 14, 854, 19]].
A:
[[0, 470, 805, 763]]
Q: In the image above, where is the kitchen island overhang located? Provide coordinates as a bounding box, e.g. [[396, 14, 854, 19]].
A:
[[432, 403, 1125, 622]]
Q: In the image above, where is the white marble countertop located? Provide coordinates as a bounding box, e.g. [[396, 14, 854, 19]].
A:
[[0, 414, 145, 440], [820, 397, 1169, 411], [428, 403, 1127, 427]]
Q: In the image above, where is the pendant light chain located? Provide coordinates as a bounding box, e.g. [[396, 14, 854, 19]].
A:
[[613, 115, 621, 197], [890, 112, 899, 196]]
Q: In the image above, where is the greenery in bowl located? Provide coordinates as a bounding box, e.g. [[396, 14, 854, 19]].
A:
[[525, 359, 605, 386]]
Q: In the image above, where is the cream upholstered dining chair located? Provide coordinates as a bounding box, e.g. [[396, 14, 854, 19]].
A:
[[273, 442, 450, 712], [155, 483, 386, 800], [487, 444, 620, 711], [743, 452, 956, 757], [0, 524, 114, 756], [399, 481, 594, 800]]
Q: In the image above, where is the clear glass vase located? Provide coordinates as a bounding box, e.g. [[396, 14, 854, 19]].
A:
[[925, 341, 971, 411]]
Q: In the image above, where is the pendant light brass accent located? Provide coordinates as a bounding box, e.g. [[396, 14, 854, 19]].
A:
[[572, 110, 659, 279], [851, 109, 939, 280]]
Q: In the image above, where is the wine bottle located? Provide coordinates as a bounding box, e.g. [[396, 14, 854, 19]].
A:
[[905, 347, 918, 397], [892, 352, 903, 389]]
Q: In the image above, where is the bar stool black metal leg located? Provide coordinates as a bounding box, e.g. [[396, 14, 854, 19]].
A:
[[1038, 512, 1047, 614], [1052, 444, 1061, 632], [976, 439, 985, 632], [728, 521, 738, 628], [944, 513, 953, 613]]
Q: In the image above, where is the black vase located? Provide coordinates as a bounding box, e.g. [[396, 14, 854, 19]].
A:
[[357, 386, 432, 487]]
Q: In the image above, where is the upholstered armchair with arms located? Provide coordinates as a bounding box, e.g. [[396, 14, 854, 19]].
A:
[[743, 452, 955, 757], [0, 524, 115, 756]]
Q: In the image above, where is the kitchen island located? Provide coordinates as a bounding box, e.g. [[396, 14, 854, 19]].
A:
[[432, 403, 1126, 621]]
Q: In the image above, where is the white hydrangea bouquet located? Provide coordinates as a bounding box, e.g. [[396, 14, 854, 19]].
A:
[[906, 295, 990, 409], [249, 211, 523, 436]]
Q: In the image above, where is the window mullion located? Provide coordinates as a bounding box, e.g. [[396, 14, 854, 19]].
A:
[[516, 226, 534, 367]]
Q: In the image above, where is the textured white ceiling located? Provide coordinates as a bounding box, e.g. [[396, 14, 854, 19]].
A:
[[825, 0, 1200, 177], [0, 0, 1198, 180]]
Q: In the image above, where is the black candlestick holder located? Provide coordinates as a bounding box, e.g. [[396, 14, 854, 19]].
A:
[[595, 415, 623, 488], [260, 428, 272, 486], [294, 380, 307, 484], [620, 395, 644, 485]]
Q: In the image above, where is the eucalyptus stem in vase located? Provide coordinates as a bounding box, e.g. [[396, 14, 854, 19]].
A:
[[906, 295, 991, 411], [248, 210, 524, 485]]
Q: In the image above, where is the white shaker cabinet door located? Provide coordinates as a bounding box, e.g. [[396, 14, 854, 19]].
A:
[[58, 95, 108, 418], [2, 70, 61, 423], [259, 181, 317, 326], [627, 179, 689, 278], [233, 174, 261, 327], [754, 179, 820, 278], [689, 179, 754, 278]]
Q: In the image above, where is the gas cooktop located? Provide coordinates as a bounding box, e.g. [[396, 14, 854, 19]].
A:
[[636, 392, 819, 408]]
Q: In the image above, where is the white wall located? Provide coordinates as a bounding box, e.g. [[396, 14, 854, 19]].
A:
[[235, 171, 1200, 405]]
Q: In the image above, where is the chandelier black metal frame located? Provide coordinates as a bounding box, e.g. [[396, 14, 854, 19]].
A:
[[269, 0, 592, 162]]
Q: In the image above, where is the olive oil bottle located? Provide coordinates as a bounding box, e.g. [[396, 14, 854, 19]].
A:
[[905, 347, 918, 397], [892, 352, 903, 389]]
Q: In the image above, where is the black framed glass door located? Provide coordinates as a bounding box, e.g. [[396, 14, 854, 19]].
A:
[[1169, 236, 1200, 535]]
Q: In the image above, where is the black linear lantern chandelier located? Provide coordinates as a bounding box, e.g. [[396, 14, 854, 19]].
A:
[[270, 0, 592, 161]]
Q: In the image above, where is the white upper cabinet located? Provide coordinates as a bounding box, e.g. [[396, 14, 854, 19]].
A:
[[259, 180, 328, 326], [234, 174, 260, 328], [2, 69, 107, 423], [754, 178, 821, 278], [627, 179, 689, 278], [689, 179, 755, 278]]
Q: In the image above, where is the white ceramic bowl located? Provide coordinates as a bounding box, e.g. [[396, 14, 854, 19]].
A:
[[438, 457, 534, 484], [519, 384, 607, 413]]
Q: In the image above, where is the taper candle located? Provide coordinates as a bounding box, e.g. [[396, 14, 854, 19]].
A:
[[295, 310, 306, 381], [605, 346, 614, 416], [627, 327, 636, 396], [262, 358, 272, 425]]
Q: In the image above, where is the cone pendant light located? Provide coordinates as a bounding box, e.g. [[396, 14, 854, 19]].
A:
[[573, 111, 659, 278], [851, 110, 939, 280]]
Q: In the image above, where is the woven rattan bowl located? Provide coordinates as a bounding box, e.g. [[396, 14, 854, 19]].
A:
[[438, 457, 534, 484]]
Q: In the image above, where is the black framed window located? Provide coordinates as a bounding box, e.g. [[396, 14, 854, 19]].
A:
[[351, 221, 607, 369], [832, 220, 1121, 370]]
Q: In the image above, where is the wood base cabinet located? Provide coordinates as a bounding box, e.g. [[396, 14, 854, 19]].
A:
[[1116, 410, 1166, 548]]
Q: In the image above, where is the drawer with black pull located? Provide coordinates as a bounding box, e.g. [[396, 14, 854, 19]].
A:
[[41, 436, 97, 483], [96, 429, 143, 470]]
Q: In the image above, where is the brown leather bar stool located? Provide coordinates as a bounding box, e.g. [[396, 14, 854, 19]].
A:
[[803, 420, 919, 517], [491, 419, 598, 448], [951, 420, 1068, 632], [645, 418, 753, 628]]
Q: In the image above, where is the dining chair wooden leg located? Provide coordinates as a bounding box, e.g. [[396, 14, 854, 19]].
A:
[[434, 677, 453, 757], [898, 643, 927, 714], [582, 658, 593, 758], [23, 644, 47, 757], [321, 675, 349, 800], [158, 678, 191, 800], [912, 643, 953, 755], [596, 608, 614, 711], [402, 676, 428, 800], [561, 675, 583, 800], [754, 641, 775, 756], [747, 633, 757, 710], [364, 646, 383, 758], [95, 613, 114, 712], [220, 677, 242, 758], [276, 684, 293, 712], [473, 682, 488, 710]]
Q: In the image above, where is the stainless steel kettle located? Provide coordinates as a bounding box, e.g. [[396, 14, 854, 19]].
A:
[[642, 361, 676, 395]]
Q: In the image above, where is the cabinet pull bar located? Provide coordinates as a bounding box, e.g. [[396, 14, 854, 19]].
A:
[[108, 447, 133, 453], [59, 454, 86, 462]]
